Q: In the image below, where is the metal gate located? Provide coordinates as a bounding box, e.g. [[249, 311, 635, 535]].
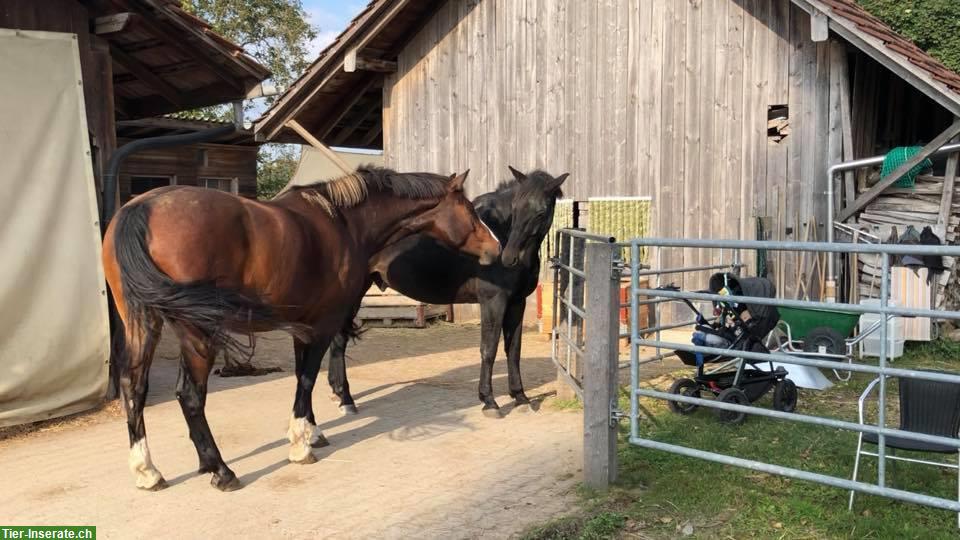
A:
[[627, 237, 960, 515]]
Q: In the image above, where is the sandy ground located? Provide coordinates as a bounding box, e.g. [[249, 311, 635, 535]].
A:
[[0, 324, 587, 539]]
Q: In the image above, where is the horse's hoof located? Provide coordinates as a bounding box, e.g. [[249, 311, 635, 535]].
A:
[[212, 474, 242, 492], [514, 403, 533, 414], [138, 477, 168, 492], [482, 406, 503, 419], [340, 404, 359, 416], [311, 433, 331, 448], [291, 452, 318, 464]]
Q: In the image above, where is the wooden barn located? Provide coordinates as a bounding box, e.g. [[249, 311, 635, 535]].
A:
[[256, 0, 960, 316], [115, 116, 259, 202], [0, 0, 267, 426]]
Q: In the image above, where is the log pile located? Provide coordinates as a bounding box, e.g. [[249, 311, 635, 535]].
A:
[[855, 174, 957, 307]]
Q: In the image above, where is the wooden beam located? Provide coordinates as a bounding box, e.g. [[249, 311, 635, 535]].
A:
[[344, 50, 397, 73], [94, 13, 136, 35], [837, 43, 856, 210], [286, 120, 354, 175], [938, 136, 960, 231], [110, 45, 184, 108], [811, 9, 829, 42], [838, 119, 960, 222], [332, 100, 381, 146], [828, 41, 844, 217], [360, 121, 383, 147], [315, 76, 380, 140]]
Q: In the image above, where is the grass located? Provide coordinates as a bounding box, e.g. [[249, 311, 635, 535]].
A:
[[522, 340, 960, 539]]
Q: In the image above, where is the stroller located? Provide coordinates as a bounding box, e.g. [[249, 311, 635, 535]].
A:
[[668, 272, 798, 425]]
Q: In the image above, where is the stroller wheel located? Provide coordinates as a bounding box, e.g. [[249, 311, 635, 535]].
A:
[[773, 379, 798, 413], [715, 388, 748, 425], [667, 378, 700, 415]]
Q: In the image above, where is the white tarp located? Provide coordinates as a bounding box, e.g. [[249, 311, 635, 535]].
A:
[[288, 146, 384, 188], [0, 30, 110, 426]]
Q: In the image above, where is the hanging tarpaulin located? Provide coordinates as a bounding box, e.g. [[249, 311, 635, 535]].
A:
[[0, 30, 110, 427]]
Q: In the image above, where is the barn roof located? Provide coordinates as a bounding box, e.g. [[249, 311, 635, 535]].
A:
[[255, 0, 960, 147], [78, 0, 271, 119], [795, 0, 960, 116], [253, 0, 445, 147], [116, 115, 257, 145]]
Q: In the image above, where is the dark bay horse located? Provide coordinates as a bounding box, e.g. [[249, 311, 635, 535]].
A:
[[324, 167, 568, 417], [102, 167, 500, 491]]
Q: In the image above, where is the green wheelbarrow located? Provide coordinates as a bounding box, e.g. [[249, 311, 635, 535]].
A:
[[770, 306, 883, 382]]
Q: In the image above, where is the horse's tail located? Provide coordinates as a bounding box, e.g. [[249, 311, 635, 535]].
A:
[[111, 201, 311, 356]]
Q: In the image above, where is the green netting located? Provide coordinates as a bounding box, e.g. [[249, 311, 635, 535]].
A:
[[587, 197, 652, 263], [880, 146, 933, 188]]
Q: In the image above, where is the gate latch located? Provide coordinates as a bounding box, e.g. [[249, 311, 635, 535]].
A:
[[612, 259, 626, 280], [610, 399, 627, 427]]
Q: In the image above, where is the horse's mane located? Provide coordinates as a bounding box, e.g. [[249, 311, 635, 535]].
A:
[[292, 166, 451, 214], [490, 169, 565, 200]]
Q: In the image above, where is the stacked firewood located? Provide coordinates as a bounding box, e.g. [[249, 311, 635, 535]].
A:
[[855, 174, 958, 307]]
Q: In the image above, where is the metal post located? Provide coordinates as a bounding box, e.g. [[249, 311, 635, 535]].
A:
[[566, 234, 575, 375], [551, 231, 561, 365], [583, 242, 620, 489], [878, 253, 889, 486], [630, 243, 641, 441]]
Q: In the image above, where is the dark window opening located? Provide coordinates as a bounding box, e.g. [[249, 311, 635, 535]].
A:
[[768, 105, 790, 144]]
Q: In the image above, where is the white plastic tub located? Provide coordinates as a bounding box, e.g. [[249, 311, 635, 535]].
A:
[[858, 299, 905, 359]]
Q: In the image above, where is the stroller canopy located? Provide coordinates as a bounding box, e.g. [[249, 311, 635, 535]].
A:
[[708, 273, 780, 339]]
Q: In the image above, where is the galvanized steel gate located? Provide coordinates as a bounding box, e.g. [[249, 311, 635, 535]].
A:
[[551, 229, 960, 519], [626, 238, 960, 518]]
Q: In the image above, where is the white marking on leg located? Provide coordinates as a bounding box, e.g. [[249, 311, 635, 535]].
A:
[[287, 415, 315, 462], [128, 438, 164, 489]]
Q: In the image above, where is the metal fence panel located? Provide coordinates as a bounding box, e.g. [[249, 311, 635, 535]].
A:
[[628, 237, 960, 516]]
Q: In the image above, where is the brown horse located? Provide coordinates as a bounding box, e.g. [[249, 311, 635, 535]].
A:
[[102, 167, 500, 491]]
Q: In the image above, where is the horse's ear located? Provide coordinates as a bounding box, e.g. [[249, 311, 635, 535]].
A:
[[448, 169, 469, 192], [508, 165, 526, 183], [545, 173, 569, 193]]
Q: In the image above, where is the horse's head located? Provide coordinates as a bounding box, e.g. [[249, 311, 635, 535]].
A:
[[499, 166, 569, 268], [417, 170, 501, 265]]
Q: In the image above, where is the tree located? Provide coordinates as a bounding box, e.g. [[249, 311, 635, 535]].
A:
[[181, 0, 317, 97], [179, 0, 312, 201], [257, 145, 300, 200]]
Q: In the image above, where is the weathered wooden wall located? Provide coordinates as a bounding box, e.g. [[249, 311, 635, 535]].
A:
[[117, 142, 258, 202], [383, 0, 834, 296]]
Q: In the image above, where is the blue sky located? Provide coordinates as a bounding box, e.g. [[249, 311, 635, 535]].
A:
[[302, 0, 369, 58]]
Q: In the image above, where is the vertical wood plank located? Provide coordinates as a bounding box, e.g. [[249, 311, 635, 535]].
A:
[[660, 0, 686, 293], [828, 40, 845, 218], [683, 0, 703, 277]]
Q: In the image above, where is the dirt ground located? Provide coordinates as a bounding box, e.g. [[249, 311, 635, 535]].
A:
[[0, 324, 587, 539]]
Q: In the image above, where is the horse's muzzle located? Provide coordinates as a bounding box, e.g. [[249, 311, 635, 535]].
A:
[[478, 245, 500, 266]]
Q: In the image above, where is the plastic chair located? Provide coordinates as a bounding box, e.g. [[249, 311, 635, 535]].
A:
[[848, 373, 960, 526]]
